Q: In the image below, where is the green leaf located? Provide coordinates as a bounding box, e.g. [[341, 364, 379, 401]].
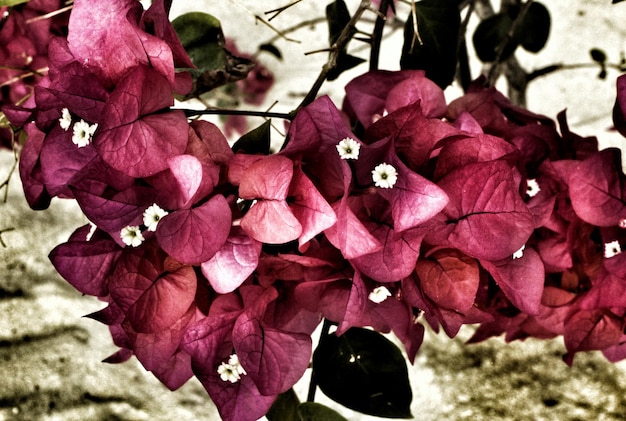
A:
[[590, 48, 607, 64], [400, 0, 460, 89], [172, 12, 255, 96], [312, 327, 413, 419], [519, 2, 551, 53], [472, 13, 517, 63], [326, 0, 351, 45], [0, 0, 30, 6], [232, 120, 271, 155], [172, 12, 226, 71], [297, 402, 348, 421], [473, 2, 550, 63], [267, 388, 301, 421], [325, 0, 365, 81]]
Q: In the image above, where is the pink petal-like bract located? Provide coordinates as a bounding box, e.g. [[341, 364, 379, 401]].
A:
[[96, 66, 188, 178], [416, 248, 480, 313], [68, 0, 174, 87], [239, 154, 293, 201], [108, 245, 197, 334], [201, 227, 262, 294], [429, 159, 534, 261], [157, 195, 232, 265], [569, 148, 626, 227], [233, 312, 312, 396], [49, 239, 122, 297], [289, 165, 337, 248], [480, 247, 545, 316]]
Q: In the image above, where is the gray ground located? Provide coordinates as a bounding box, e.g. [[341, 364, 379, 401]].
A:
[[2, 1, 626, 420]]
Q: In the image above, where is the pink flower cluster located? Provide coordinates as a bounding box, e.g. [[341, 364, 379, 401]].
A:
[[5, 0, 626, 420], [0, 0, 69, 148]]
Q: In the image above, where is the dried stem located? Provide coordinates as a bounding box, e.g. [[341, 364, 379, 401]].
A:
[[0, 228, 15, 248], [265, 0, 303, 21], [486, 0, 534, 86], [369, 0, 390, 71], [182, 107, 294, 121], [296, 0, 373, 112]]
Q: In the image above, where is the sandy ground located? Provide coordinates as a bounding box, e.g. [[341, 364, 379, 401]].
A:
[[2, 1, 626, 420]]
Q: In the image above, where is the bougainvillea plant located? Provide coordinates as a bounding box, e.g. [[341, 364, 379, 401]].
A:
[[2, 0, 626, 420]]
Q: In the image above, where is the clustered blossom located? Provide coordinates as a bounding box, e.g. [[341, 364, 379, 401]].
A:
[[7, 1, 626, 421], [0, 0, 70, 149]]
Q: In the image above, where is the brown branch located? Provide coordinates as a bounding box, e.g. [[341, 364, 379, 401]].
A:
[[295, 0, 373, 112]]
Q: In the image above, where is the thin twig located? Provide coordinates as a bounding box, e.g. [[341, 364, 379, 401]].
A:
[[0, 67, 49, 88], [181, 107, 294, 120], [296, 0, 373, 112], [25, 4, 73, 24], [408, 0, 423, 53], [228, 0, 301, 43], [307, 319, 333, 402], [265, 0, 303, 21], [0, 228, 15, 248], [369, 0, 390, 71], [486, 0, 534, 86]]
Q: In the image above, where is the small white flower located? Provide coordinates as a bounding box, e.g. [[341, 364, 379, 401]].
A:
[[59, 108, 72, 131], [143, 204, 168, 232], [512, 244, 526, 260], [217, 354, 247, 383], [368, 286, 392, 304], [371, 162, 398, 188], [336, 137, 361, 160], [228, 354, 247, 376], [525, 179, 540, 198], [120, 226, 144, 247], [604, 240, 622, 259], [217, 362, 241, 383], [619, 219, 626, 229], [72, 119, 98, 147]]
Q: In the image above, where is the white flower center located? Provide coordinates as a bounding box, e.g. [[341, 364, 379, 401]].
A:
[[59, 108, 72, 131], [143, 204, 168, 232], [512, 244, 525, 260], [120, 226, 144, 247], [72, 119, 98, 147], [217, 354, 247, 383], [336, 137, 361, 160], [604, 240, 622, 259], [372, 162, 398, 188], [368, 285, 392, 303], [619, 219, 626, 229], [525, 179, 540, 198]]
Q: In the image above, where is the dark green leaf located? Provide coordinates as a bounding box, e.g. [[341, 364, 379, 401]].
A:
[[312, 327, 413, 419], [519, 2, 551, 53], [590, 48, 607, 63], [267, 388, 301, 421], [232, 120, 271, 155], [327, 54, 366, 81], [400, 0, 460, 89], [259, 43, 283, 60], [172, 12, 255, 96], [297, 402, 348, 421], [326, 0, 351, 45], [172, 12, 226, 71], [325, 0, 365, 81], [472, 13, 517, 63]]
